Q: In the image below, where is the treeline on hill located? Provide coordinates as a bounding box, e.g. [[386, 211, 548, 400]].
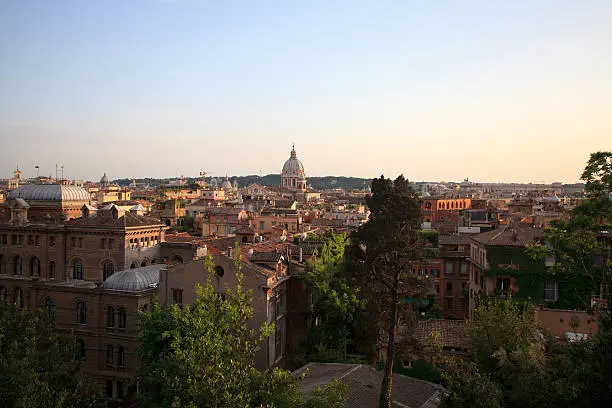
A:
[[114, 175, 372, 190]]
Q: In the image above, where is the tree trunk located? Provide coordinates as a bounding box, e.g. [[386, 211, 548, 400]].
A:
[[380, 268, 400, 408]]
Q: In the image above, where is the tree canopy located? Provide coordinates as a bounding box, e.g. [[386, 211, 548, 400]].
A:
[[0, 303, 102, 408]]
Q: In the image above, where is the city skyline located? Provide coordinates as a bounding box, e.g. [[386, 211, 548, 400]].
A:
[[1, 1, 611, 183]]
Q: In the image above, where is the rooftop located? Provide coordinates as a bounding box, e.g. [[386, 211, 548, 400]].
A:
[[102, 264, 164, 292], [295, 363, 444, 408]]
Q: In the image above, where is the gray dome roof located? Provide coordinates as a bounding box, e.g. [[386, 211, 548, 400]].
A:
[[8, 184, 91, 202], [282, 146, 305, 176], [102, 264, 163, 291], [100, 172, 109, 184]]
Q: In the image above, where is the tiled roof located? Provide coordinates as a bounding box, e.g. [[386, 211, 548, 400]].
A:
[[310, 218, 346, 227], [66, 210, 164, 229], [234, 225, 255, 235], [249, 251, 282, 263], [102, 264, 164, 292], [204, 207, 244, 215], [295, 363, 444, 408], [470, 224, 543, 247], [413, 319, 468, 349], [438, 234, 472, 246]]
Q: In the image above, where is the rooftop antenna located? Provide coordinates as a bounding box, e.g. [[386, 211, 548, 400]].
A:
[[61, 165, 64, 184]]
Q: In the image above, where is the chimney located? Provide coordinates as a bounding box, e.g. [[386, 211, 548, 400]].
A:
[[299, 247, 303, 263]]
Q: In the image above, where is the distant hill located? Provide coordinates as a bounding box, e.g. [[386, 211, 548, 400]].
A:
[[113, 175, 373, 191]]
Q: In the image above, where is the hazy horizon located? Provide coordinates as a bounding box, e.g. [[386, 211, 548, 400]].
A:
[[1, 1, 610, 183]]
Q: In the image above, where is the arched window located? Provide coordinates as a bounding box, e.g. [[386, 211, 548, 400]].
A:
[[106, 345, 114, 365], [118, 308, 126, 329], [171, 255, 183, 265], [215, 265, 224, 277], [102, 260, 114, 281], [117, 346, 125, 366], [107, 306, 115, 327], [130, 263, 136, 269], [0, 286, 6, 303], [76, 301, 87, 324], [73, 259, 83, 279], [140, 260, 148, 267], [14, 287, 23, 309], [76, 339, 85, 361], [13, 255, 23, 275], [44, 298, 56, 320], [30, 257, 40, 276], [49, 260, 56, 279], [0, 254, 6, 274]]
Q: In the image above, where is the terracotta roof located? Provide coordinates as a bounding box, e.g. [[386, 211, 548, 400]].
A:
[[295, 363, 444, 408], [249, 251, 282, 263], [310, 218, 346, 227], [66, 210, 164, 229], [204, 207, 245, 215], [413, 319, 469, 349], [470, 225, 543, 247], [234, 225, 255, 235]]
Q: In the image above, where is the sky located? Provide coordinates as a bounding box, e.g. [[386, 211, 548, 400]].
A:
[[0, 0, 610, 183]]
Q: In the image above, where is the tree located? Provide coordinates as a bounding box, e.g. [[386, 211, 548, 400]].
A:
[[347, 175, 429, 408], [581, 151, 612, 199], [0, 303, 102, 408], [302, 230, 360, 359], [138, 254, 347, 408]]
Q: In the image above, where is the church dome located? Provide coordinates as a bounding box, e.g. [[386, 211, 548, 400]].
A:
[[8, 184, 91, 202], [100, 172, 109, 185], [282, 146, 305, 176]]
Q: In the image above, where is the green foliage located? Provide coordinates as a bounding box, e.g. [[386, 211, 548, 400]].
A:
[[581, 151, 612, 199], [302, 230, 360, 357], [0, 303, 102, 408], [138, 255, 347, 408]]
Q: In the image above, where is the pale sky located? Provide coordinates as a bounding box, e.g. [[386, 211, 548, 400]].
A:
[[1, 1, 610, 183]]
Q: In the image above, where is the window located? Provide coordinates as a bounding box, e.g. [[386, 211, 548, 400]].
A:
[[172, 289, 183, 305], [259, 221, 265, 231], [73, 259, 83, 279], [11, 235, 17, 245], [44, 298, 56, 320], [49, 260, 56, 279], [106, 345, 114, 365], [0, 254, 6, 274], [0, 286, 6, 303], [117, 346, 125, 366], [100, 238, 106, 249], [30, 257, 40, 276], [215, 265, 224, 277], [275, 321, 283, 361], [445, 297, 453, 310], [544, 282, 558, 302], [460, 262, 468, 275], [496, 278, 511, 293], [1, 234, 6, 245], [14, 255, 23, 275], [116, 381, 124, 398], [431, 268, 440, 277], [76, 301, 87, 324], [49, 236, 56, 247], [105, 380, 113, 398], [445, 261, 454, 275], [435, 283, 440, 294], [102, 260, 114, 280], [27, 235, 34, 246], [446, 281, 453, 293], [76, 339, 85, 361], [118, 308, 126, 329], [107, 306, 115, 327], [35, 236, 40, 246]]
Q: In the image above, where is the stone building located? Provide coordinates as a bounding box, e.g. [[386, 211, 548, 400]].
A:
[[0, 184, 167, 402]]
